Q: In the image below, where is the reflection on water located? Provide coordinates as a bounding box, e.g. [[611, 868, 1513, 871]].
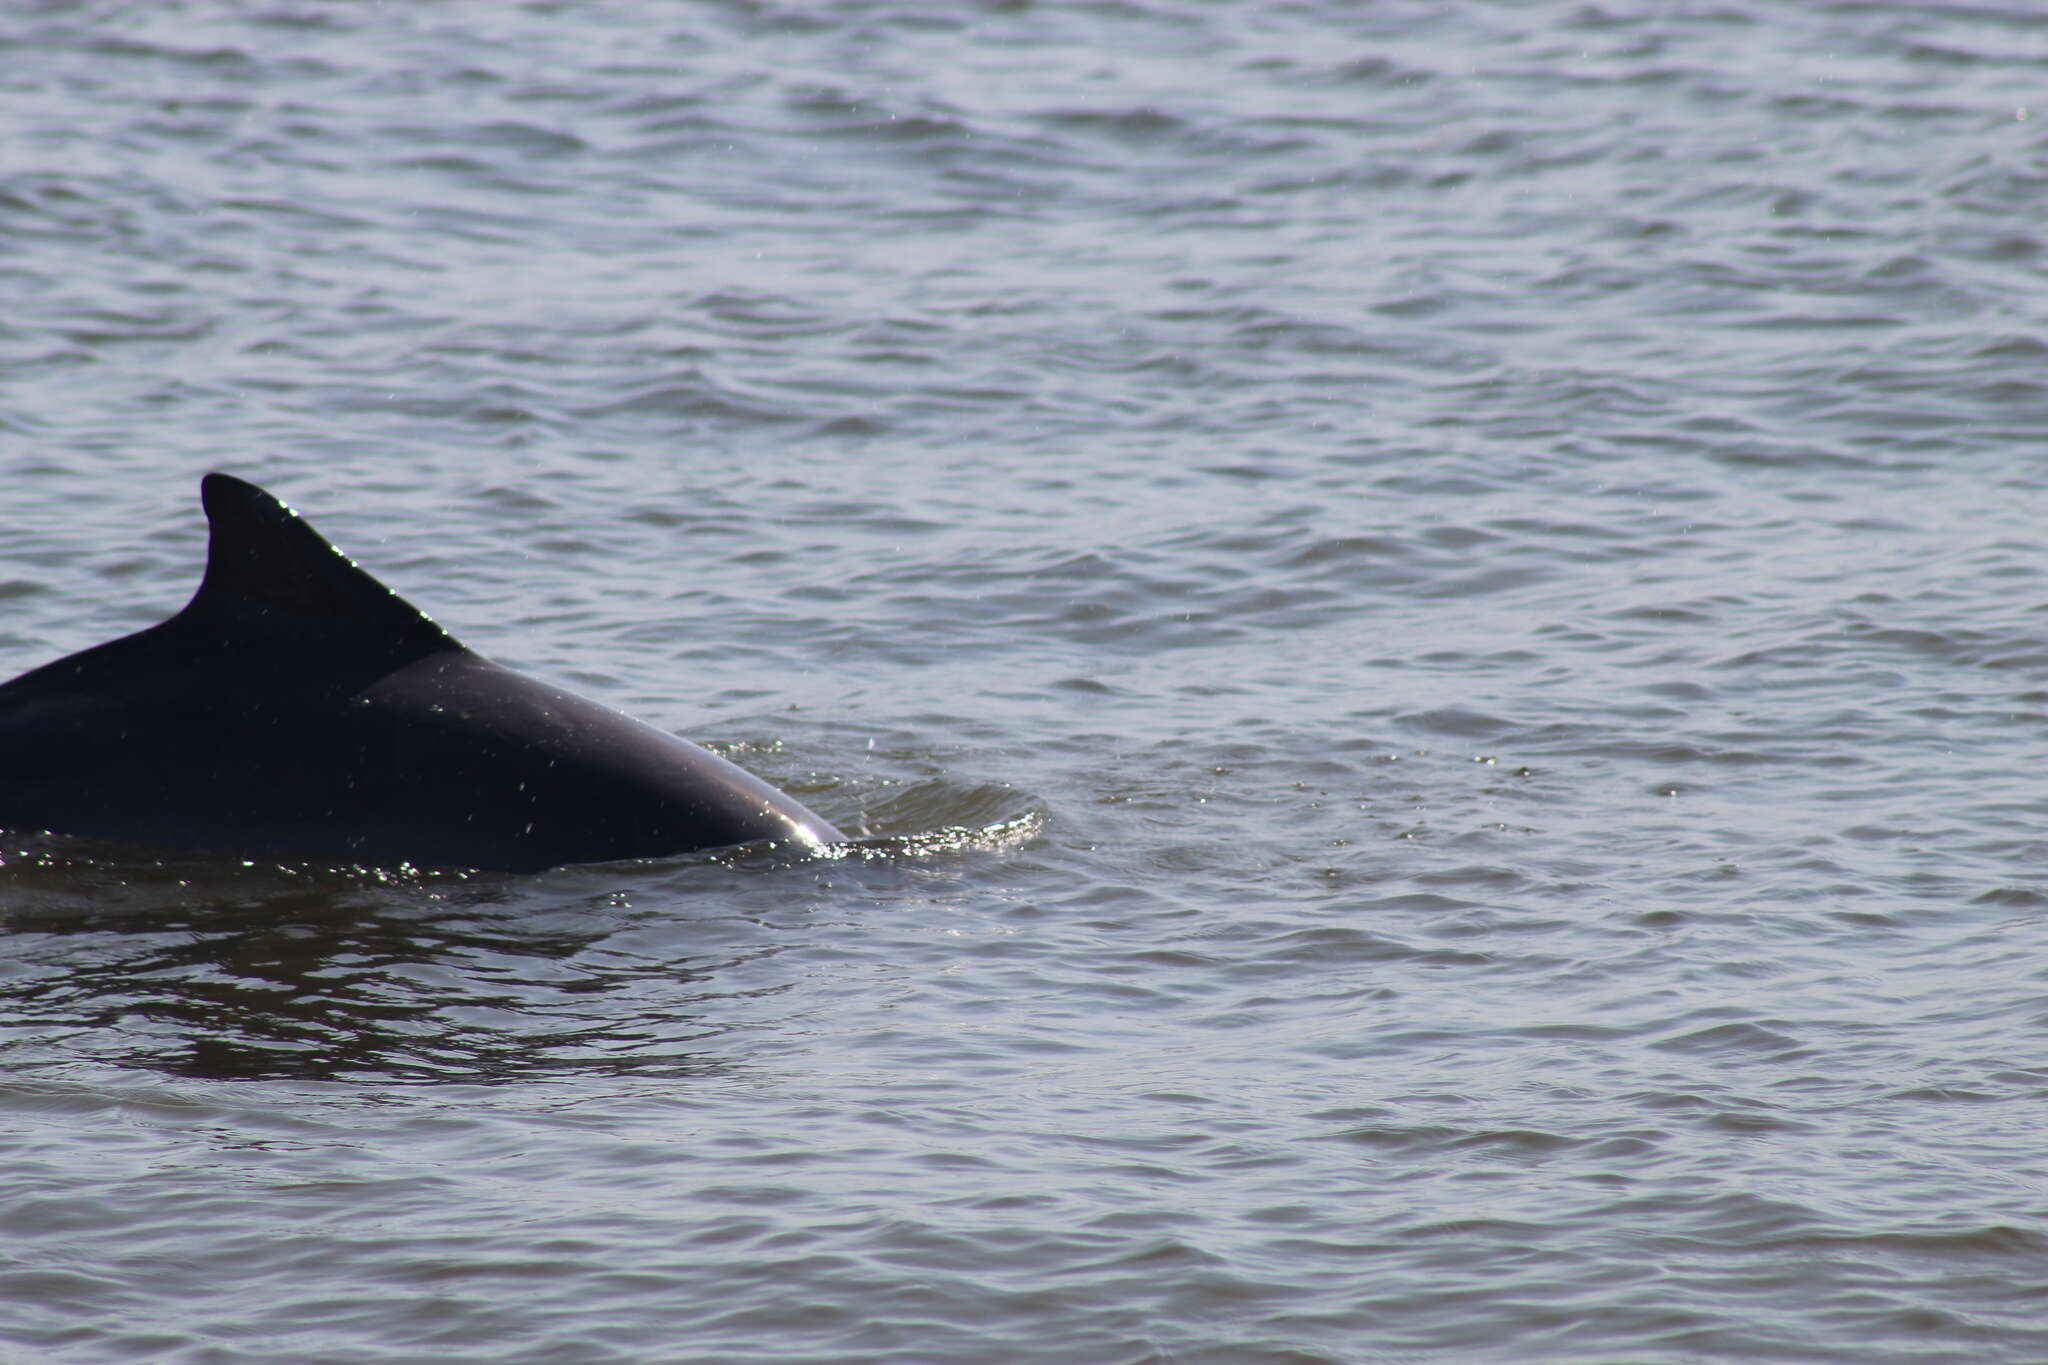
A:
[[0, 849, 739, 1083], [0, 797, 1044, 1084]]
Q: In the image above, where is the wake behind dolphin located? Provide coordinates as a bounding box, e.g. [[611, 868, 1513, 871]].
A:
[[0, 474, 844, 872]]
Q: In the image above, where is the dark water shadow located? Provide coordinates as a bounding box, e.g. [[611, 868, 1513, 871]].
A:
[[0, 803, 1044, 1086], [0, 836, 783, 1084]]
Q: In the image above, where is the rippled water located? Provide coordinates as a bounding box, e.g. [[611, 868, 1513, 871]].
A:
[[6, 1, 2048, 1360]]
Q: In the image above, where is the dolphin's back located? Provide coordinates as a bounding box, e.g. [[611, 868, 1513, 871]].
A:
[[0, 474, 841, 870]]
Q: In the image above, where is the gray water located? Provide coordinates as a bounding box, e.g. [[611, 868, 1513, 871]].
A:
[[5, 1, 2048, 1361]]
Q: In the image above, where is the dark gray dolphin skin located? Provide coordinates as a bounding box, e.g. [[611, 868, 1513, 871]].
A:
[[0, 474, 843, 871]]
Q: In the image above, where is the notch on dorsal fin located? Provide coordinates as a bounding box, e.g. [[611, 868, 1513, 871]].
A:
[[178, 473, 461, 664]]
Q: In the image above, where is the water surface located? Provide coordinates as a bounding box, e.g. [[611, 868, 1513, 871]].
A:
[[5, 2, 2048, 1361]]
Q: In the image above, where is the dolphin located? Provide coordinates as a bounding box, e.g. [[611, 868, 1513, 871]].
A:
[[0, 473, 843, 872]]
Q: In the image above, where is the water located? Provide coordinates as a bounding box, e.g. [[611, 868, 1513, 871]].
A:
[[5, 1, 2048, 1360]]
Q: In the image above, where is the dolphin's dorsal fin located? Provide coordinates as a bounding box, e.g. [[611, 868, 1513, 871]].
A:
[[178, 473, 461, 664]]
